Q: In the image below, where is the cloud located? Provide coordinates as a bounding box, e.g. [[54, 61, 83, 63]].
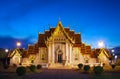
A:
[[0, 35, 35, 49]]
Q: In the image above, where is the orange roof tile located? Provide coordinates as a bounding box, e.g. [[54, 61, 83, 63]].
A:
[[38, 27, 82, 47]]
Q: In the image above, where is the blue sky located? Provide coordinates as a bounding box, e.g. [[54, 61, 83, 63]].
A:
[[0, 0, 120, 49]]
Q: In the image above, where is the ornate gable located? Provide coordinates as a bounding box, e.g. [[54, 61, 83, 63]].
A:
[[91, 48, 111, 58], [9, 48, 23, 58], [38, 21, 82, 47], [46, 21, 74, 43]]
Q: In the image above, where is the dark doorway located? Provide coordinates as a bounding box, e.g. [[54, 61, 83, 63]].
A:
[[58, 54, 62, 63]]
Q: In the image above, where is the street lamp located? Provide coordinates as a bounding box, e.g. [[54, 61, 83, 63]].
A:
[[115, 55, 117, 63], [111, 49, 117, 64], [111, 49, 115, 53], [115, 55, 117, 59], [111, 49, 115, 56], [5, 49, 9, 53], [98, 40, 105, 48], [16, 41, 21, 48]]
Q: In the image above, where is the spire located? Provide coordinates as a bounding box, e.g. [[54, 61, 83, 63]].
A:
[[58, 17, 62, 27], [58, 21, 62, 25], [58, 16, 63, 25]]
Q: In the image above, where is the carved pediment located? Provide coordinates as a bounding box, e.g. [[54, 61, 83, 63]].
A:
[[46, 21, 74, 44]]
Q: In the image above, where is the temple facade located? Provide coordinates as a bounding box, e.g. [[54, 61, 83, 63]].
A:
[[9, 21, 111, 68]]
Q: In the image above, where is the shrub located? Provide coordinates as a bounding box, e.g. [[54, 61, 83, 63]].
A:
[[37, 64, 42, 69], [111, 64, 116, 69], [78, 63, 83, 69], [16, 66, 26, 76], [29, 65, 36, 72], [93, 66, 104, 74], [84, 65, 90, 72]]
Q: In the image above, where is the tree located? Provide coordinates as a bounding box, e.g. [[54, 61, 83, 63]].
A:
[[0, 49, 6, 59], [0, 49, 10, 69]]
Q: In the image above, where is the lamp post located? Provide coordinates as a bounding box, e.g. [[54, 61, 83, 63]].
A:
[[111, 49, 115, 53], [112, 49, 118, 63], [98, 40, 105, 48], [5, 49, 9, 53], [16, 41, 21, 48], [111, 49, 115, 64], [115, 55, 117, 62]]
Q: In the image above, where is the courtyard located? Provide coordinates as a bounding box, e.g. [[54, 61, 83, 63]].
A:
[[0, 68, 120, 79]]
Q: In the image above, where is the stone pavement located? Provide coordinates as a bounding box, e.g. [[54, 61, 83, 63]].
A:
[[27, 69, 91, 79]]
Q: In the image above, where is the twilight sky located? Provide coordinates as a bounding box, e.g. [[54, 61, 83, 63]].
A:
[[0, 0, 120, 49]]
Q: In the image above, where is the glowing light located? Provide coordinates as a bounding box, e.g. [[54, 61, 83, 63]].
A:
[[5, 49, 9, 53], [90, 64, 93, 67], [115, 55, 117, 59], [100, 63, 103, 67], [111, 49, 114, 53], [98, 41, 105, 48], [17, 41, 21, 47]]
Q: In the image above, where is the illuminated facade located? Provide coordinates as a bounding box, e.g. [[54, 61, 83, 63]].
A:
[[10, 21, 111, 68]]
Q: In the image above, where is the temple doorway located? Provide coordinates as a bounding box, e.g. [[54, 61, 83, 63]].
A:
[[56, 50, 63, 63], [58, 53, 62, 63]]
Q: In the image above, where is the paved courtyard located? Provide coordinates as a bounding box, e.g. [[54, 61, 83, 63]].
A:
[[1, 69, 120, 79], [27, 69, 91, 79]]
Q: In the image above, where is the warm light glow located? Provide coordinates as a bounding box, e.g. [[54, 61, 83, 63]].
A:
[[5, 49, 9, 53], [98, 41, 104, 48], [100, 63, 103, 67], [17, 41, 21, 47], [90, 64, 93, 67]]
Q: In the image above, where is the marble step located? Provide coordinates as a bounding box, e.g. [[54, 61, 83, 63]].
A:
[[48, 63, 71, 69]]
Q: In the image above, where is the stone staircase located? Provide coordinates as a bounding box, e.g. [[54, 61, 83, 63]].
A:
[[48, 63, 71, 69]]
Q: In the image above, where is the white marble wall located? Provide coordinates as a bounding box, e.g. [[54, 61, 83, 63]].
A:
[[72, 47, 85, 65]]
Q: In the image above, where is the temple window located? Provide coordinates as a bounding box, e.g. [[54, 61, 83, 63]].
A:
[[96, 59, 99, 63], [75, 57, 78, 60], [41, 54, 45, 60], [40, 52, 46, 61], [29, 55, 35, 63], [75, 53, 79, 60], [31, 60, 34, 63]]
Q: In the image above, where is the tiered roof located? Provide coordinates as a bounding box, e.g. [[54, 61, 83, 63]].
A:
[[28, 43, 39, 54], [9, 21, 111, 60], [9, 48, 28, 58], [91, 48, 111, 58], [38, 21, 82, 47], [81, 43, 92, 54]]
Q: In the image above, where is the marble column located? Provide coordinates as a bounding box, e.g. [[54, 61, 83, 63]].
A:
[[70, 44, 72, 64], [52, 43, 54, 63], [48, 44, 51, 64], [66, 43, 68, 64]]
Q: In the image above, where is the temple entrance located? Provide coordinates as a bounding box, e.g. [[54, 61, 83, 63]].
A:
[[58, 54, 62, 63]]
